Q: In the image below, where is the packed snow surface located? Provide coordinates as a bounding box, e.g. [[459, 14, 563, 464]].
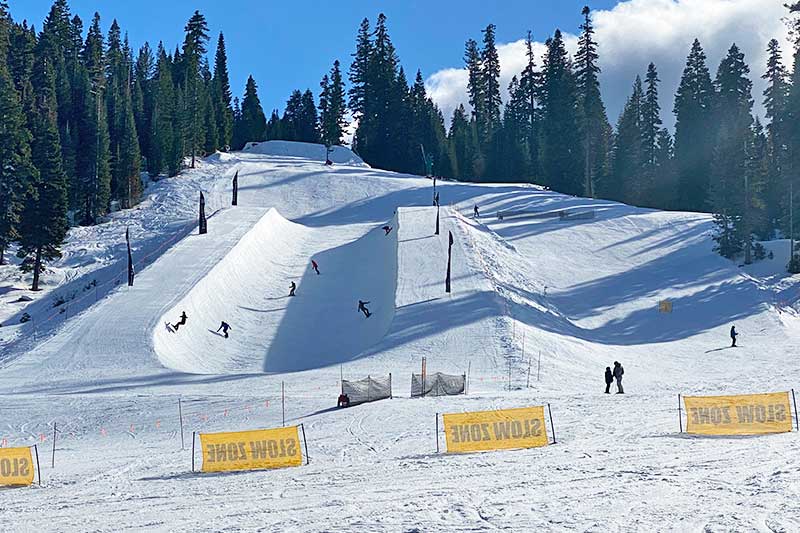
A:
[[2, 142, 800, 531]]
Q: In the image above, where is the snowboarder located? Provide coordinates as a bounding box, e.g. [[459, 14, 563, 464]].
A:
[[170, 311, 188, 332], [730, 325, 738, 347], [311, 259, 320, 275], [604, 366, 613, 394], [358, 300, 371, 318], [337, 393, 350, 408], [613, 361, 624, 394], [216, 321, 232, 339], [289, 281, 296, 297], [474, 204, 480, 218], [382, 225, 393, 236]]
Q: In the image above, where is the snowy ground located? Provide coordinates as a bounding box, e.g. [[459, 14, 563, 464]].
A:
[[2, 140, 800, 531]]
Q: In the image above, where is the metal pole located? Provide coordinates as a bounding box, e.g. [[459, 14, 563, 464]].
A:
[[537, 351, 541, 382], [527, 359, 532, 388], [191, 431, 196, 472], [466, 361, 471, 395], [507, 359, 512, 391], [547, 403, 556, 444], [435, 204, 440, 235], [678, 394, 683, 433], [33, 445, 41, 486], [282, 381, 286, 427], [51, 422, 57, 468], [793, 389, 799, 431], [300, 423, 309, 465], [435, 413, 440, 453], [179, 398, 185, 450]]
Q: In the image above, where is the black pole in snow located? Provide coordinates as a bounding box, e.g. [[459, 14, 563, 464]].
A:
[[198, 192, 208, 235], [445, 231, 453, 293], [232, 170, 239, 206]]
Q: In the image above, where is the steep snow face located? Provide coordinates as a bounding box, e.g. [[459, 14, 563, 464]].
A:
[[242, 140, 368, 166], [153, 209, 398, 374]]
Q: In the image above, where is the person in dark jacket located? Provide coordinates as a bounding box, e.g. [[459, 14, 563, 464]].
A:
[[289, 281, 296, 297], [171, 311, 188, 331], [474, 204, 480, 218], [311, 259, 320, 275], [382, 225, 393, 236], [613, 361, 624, 394], [337, 393, 350, 408], [358, 300, 371, 318], [730, 325, 738, 347], [217, 321, 232, 338], [604, 367, 613, 394]]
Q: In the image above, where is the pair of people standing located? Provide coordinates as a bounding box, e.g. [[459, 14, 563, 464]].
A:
[[604, 361, 624, 394]]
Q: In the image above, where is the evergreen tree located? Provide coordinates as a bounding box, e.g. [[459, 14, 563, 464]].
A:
[[150, 43, 179, 176], [540, 30, 583, 195], [518, 31, 541, 182], [480, 24, 501, 144], [212, 33, 233, 150], [609, 76, 643, 203], [763, 38, 790, 238], [710, 44, 754, 261], [575, 6, 610, 198], [265, 109, 282, 140], [319, 60, 347, 146], [298, 89, 320, 143], [448, 104, 476, 180], [0, 4, 36, 264], [18, 47, 68, 291], [348, 18, 372, 121], [181, 10, 209, 167], [673, 39, 715, 212], [640, 62, 663, 206], [235, 75, 266, 148], [133, 42, 154, 169]]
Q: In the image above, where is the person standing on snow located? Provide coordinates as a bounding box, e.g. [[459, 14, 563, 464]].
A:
[[216, 321, 232, 338], [289, 281, 296, 297], [171, 311, 188, 331], [613, 361, 624, 394], [604, 367, 613, 394], [474, 204, 480, 218], [730, 325, 738, 347], [311, 259, 320, 275], [358, 300, 371, 318]]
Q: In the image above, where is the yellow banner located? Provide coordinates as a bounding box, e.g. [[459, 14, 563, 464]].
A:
[[200, 426, 303, 473], [684, 392, 793, 435], [0, 447, 35, 486], [443, 406, 549, 453]]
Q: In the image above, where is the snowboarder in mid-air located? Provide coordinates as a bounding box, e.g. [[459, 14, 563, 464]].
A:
[[604, 366, 613, 394], [289, 281, 296, 297], [358, 300, 371, 318], [613, 361, 624, 394], [382, 225, 393, 236], [311, 259, 320, 275], [217, 321, 232, 338], [730, 325, 738, 347], [474, 204, 480, 218], [169, 311, 188, 332]]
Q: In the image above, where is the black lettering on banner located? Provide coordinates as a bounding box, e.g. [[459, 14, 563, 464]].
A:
[[722, 407, 732, 424], [493, 422, 511, 440], [756, 405, 767, 423], [268, 440, 279, 458], [510, 421, 522, 438], [238, 442, 247, 460], [250, 440, 267, 459], [214, 443, 227, 462], [469, 424, 482, 442], [775, 404, 787, 421], [736, 405, 754, 424], [19, 458, 29, 476], [480, 424, 490, 441], [0, 458, 10, 477], [450, 426, 460, 443], [698, 407, 711, 424], [458, 425, 470, 443], [690, 408, 700, 425], [527, 419, 542, 437], [205, 445, 216, 462], [286, 438, 297, 456]]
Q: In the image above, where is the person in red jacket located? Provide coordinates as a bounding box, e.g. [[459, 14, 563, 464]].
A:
[[311, 259, 320, 275]]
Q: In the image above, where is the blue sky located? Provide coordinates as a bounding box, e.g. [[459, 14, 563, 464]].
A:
[[8, 1, 791, 128], [10, 0, 616, 113]]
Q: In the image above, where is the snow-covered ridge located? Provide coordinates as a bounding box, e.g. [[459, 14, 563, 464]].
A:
[[243, 140, 367, 166]]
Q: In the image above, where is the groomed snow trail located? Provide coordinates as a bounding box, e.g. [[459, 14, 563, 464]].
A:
[[2, 141, 800, 531]]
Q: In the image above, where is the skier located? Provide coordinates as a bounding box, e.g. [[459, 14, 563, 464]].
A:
[[216, 321, 232, 339], [311, 259, 320, 275], [170, 311, 188, 332], [474, 204, 480, 218], [604, 366, 613, 394], [289, 281, 296, 297], [613, 361, 624, 394], [358, 300, 371, 318], [730, 325, 738, 347], [382, 225, 393, 236]]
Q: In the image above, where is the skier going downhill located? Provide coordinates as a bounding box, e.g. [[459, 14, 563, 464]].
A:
[[358, 300, 371, 318], [170, 311, 188, 332], [289, 281, 296, 297], [730, 325, 738, 347], [311, 259, 320, 275], [217, 321, 232, 339]]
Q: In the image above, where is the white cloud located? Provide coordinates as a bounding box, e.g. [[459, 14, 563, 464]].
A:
[[426, 0, 791, 130]]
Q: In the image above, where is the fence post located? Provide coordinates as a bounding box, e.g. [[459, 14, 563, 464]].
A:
[[179, 398, 185, 450], [527, 359, 532, 388], [33, 445, 41, 486], [282, 381, 286, 427], [547, 403, 556, 444], [678, 394, 683, 433], [51, 422, 57, 468], [435, 413, 440, 453], [537, 351, 541, 381], [191, 431, 196, 472], [389, 373, 393, 399], [301, 423, 309, 465], [466, 361, 471, 395], [793, 389, 799, 431]]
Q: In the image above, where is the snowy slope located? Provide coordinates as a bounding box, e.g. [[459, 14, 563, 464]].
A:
[[2, 142, 800, 531]]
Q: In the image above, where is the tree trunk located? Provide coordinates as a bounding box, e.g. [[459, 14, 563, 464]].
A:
[[0, 245, 5, 265], [31, 246, 42, 291]]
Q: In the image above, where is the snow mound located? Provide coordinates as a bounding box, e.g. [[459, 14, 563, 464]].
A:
[[242, 140, 367, 166], [153, 208, 396, 374]]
